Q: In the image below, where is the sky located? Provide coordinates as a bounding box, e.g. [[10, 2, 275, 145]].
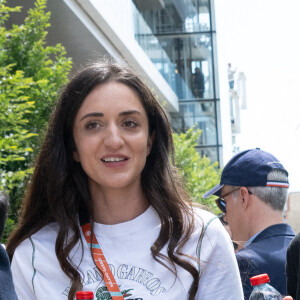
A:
[[214, 0, 300, 192]]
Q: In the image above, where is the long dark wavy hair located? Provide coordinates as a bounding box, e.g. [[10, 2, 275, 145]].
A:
[[6, 59, 202, 299]]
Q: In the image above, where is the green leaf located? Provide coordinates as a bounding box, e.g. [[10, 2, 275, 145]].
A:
[[173, 126, 221, 212], [0, 0, 72, 241]]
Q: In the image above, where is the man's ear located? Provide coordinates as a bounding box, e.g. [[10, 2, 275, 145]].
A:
[[147, 131, 155, 155], [240, 187, 251, 209]]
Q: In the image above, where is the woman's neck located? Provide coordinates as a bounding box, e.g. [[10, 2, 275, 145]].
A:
[[90, 186, 150, 225]]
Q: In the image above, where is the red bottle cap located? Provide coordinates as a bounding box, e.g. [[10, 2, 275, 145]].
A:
[[250, 274, 270, 286], [76, 291, 94, 299]]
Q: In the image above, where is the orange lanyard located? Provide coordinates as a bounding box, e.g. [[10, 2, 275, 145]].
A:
[[81, 223, 124, 300]]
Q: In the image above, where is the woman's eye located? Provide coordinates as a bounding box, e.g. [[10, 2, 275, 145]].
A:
[[123, 120, 138, 128], [86, 121, 100, 129]]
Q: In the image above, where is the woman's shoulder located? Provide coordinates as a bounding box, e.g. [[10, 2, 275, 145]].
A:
[[190, 206, 230, 243], [15, 222, 60, 254], [32, 222, 60, 240], [192, 206, 219, 228], [186, 206, 235, 264]]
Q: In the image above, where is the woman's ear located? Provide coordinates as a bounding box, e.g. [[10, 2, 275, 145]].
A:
[[147, 131, 155, 155], [73, 151, 80, 162]]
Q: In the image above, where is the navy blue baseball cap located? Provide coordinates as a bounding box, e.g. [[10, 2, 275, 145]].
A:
[[203, 148, 289, 198]]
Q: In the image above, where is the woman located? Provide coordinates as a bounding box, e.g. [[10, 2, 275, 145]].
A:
[[6, 59, 243, 299]]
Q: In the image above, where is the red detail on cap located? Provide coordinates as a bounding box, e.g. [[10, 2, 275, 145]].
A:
[[76, 291, 94, 299], [266, 183, 289, 188], [250, 274, 270, 286]]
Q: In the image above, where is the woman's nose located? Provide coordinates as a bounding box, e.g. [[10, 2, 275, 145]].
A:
[[103, 124, 124, 149]]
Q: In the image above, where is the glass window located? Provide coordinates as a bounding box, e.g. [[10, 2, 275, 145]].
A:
[[133, 0, 211, 34], [195, 147, 219, 162], [172, 101, 217, 146], [136, 33, 214, 100], [132, 0, 221, 164]]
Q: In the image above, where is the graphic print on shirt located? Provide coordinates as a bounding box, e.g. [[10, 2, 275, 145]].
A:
[[62, 263, 167, 298], [96, 286, 134, 300]]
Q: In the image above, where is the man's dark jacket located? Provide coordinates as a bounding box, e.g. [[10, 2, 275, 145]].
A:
[[236, 223, 295, 299], [286, 231, 300, 300], [0, 244, 18, 300]]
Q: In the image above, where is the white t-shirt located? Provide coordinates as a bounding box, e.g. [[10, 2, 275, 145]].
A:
[[11, 206, 244, 299]]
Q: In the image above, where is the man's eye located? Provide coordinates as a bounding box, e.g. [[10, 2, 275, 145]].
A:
[[123, 120, 138, 128]]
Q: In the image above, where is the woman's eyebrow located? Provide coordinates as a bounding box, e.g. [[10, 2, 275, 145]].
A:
[[79, 110, 141, 122], [119, 110, 141, 116], [80, 112, 103, 122]]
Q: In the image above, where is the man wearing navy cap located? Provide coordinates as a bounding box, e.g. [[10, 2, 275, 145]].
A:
[[203, 148, 295, 299]]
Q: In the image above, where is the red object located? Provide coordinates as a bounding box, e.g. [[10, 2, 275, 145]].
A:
[[250, 274, 270, 286], [81, 223, 124, 299], [76, 291, 94, 299]]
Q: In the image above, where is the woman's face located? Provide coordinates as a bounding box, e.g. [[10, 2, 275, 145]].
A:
[[73, 81, 153, 193]]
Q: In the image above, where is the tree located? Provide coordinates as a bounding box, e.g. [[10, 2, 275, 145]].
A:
[[3, 0, 72, 140], [173, 127, 221, 212], [0, 0, 72, 241]]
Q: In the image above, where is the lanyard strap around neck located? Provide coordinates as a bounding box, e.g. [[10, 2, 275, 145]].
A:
[[81, 223, 124, 300]]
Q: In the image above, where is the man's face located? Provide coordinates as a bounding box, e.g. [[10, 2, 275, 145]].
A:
[[221, 186, 246, 242]]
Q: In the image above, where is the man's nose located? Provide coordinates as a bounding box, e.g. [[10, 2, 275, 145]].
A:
[[223, 214, 228, 223]]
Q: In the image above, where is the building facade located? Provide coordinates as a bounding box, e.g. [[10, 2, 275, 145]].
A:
[[133, 0, 222, 163], [10, 0, 223, 164]]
